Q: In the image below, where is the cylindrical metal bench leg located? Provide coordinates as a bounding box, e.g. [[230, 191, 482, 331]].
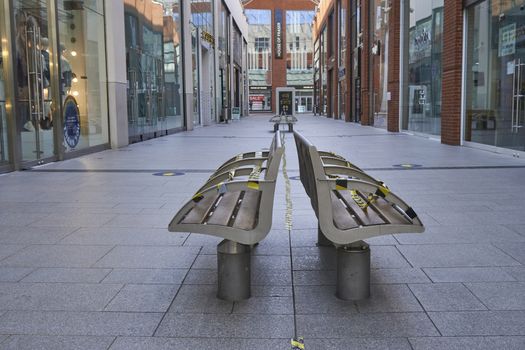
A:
[[336, 241, 370, 300], [217, 239, 251, 301], [317, 225, 332, 247]]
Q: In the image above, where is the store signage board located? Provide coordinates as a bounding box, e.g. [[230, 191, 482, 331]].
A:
[[276, 87, 295, 116], [275, 10, 283, 59]]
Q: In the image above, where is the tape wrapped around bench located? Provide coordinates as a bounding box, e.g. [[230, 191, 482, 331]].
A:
[[293, 131, 424, 245]]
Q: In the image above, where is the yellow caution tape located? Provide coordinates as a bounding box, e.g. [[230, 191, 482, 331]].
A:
[[247, 181, 260, 190], [350, 190, 368, 210], [192, 192, 204, 202], [291, 337, 305, 349]]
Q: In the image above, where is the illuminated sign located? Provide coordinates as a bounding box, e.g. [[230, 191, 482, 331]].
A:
[[275, 10, 283, 58]]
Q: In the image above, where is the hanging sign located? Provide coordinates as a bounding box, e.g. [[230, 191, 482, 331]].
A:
[[275, 10, 283, 59], [499, 23, 516, 57]]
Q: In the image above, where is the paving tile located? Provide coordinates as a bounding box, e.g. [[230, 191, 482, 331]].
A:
[[505, 267, 525, 281], [293, 270, 336, 285], [168, 284, 232, 313], [21, 268, 111, 283], [0, 226, 76, 244], [60, 227, 187, 246], [109, 337, 287, 350], [250, 285, 292, 297], [395, 225, 525, 244], [296, 313, 439, 337], [94, 246, 199, 269], [465, 282, 525, 310], [494, 242, 525, 264], [409, 336, 525, 350], [104, 214, 173, 229], [233, 296, 293, 314], [429, 311, 525, 336], [0, 245, 113, 268], [0, 311, 162, 336], [33, 213, 116, 228], [0, 267, 33, 282], [398, 244, 521, 267], [294, 286, 358, 314], [409, 283, 486, 311], [155, 313, 294, 338], [102, 268, 187, 284], [424, 267, 516, 282], [0, 335, 115, 350], [0, 245, 26, 261], [305, 338, 412, 350], [356, 284, 423, 313], [105, 284, 179, 312], [371, 268, 431, 284], [0, 213, 49, 226], [0, 283, 121, 311]]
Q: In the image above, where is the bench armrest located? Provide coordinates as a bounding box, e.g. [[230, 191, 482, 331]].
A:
[[198, 166, 267, 192], [215, 157, 268, 175], [323, 165, 380, 184], [320, 178, 422, 225]]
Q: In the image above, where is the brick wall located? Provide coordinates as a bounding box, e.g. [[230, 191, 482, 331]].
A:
[[441, 1, 463, 145], [387, 0, 400, 133], [245, 0, 316, 113]]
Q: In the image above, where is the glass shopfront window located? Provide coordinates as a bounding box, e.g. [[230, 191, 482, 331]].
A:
[[0, 18, 8, 166], [465, 0, 525, 152], [286, 11, 314, 87], [125, 0, 184, 142], [218, 2, 230, 119], [339, 0, 348, 120], [58, 0, 109, 151], [372, 0, 389, 128], [321, 27, 328, 114], [246, 9, 271, 112], [402, 0, 443, 135]]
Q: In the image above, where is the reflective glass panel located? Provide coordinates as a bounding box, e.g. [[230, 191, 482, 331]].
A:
[[465, 0, 525, 151]]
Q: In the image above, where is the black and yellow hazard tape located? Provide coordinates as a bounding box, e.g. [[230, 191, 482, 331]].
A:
[[291, 337, 305, 350], [192, 192, 204, 203], [247, 181, 260, 190], [405, 207, 417, 219], [350, 190, 368, 209], [335, 179, 348, 190]]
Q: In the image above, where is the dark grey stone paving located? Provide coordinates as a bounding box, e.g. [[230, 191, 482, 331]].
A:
[[0, 114, 524, 348]]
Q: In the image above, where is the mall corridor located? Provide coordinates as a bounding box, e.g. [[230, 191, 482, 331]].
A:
[[0, 114, 524, 349]]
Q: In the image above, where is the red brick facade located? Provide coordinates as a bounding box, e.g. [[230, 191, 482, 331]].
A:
[[245, 0, 316, 114], [313, 0, 466, 146], [441, 1, 463, 145]]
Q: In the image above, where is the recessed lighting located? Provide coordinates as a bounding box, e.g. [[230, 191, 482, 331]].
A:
[[71, 51, 77, 57]]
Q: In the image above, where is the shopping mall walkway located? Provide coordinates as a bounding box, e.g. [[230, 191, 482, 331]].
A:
[[0, 114, 524, 349]]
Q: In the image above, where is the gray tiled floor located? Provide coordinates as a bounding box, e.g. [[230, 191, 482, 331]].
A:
[[1, 114, 525, 349]]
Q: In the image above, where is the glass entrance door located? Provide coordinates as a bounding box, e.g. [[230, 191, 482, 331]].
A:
[[465, 0, 525, 152], [13, 1, 55, 162]]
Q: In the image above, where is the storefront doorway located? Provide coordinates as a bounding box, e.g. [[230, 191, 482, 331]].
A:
[[465, 0, 525, 152]]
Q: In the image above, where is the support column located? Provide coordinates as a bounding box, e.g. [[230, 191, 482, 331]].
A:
[[182, 0, 194, 130], [360, 0, 372, 125], [336, 241, 370, 300], [217, 239, 251, 301], [104, 0, 128, 148], [441, 1, 463, 145], [387, 0, 401, 133]]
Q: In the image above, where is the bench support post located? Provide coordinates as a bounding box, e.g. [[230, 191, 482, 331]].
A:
[[217, 239, 251, 301], [317, 225, 332, 247], [336, 241, 370, 300]]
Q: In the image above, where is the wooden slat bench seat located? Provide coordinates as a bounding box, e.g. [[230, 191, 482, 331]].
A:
[[293, 131, 424, 300], [269, 114, 298, 132], [168, 132, 284, 301]]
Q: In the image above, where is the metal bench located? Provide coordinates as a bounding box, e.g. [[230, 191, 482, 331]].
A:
[[169, 131, 284, 301], [293, 131, 424, 300], [269, 114, 298, 132]]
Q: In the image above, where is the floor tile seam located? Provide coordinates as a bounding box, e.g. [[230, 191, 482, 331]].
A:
[[151, 246, 203, 337], [0, 245, 29, 264], [287, 229, 299, 340], [503, 224, 525, 238], [55, 227, 84, 245], [490, 243, 523, 265], [89, 245, 119, 269], [461, 282, 495, 312], [394, 245, 415, 268], [405, 284, 443, 337], [104, 336, 118, 350], [101, 282, 129, 312]]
